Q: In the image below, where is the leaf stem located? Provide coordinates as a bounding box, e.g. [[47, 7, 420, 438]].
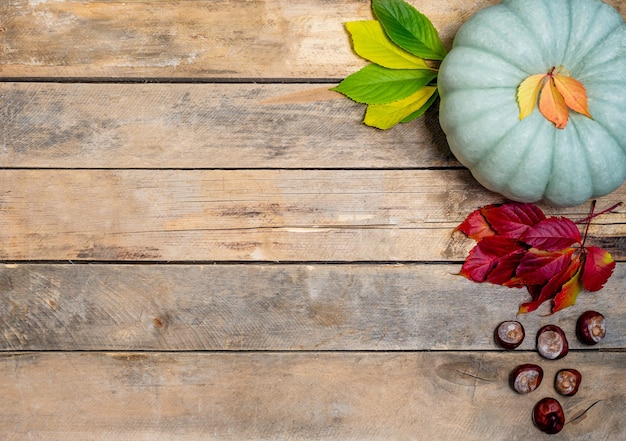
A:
[[574, 201, 623, 225], [579, 200, 596, 249]]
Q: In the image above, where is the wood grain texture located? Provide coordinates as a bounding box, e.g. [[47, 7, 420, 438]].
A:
[[0, 351, 624, 440], [1, 263, 624, 351], [0, 0, 503, 79], [2, 0, 626, 438], [2, 169, 625, 262], [0, 82, 454, 168], [1, 0, 623, 80]]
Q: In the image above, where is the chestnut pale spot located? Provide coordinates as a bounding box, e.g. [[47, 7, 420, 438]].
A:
[[577, 311, 606, 345], [510, 364, 543, 394], [538, 331, 562, 358], [495, 320, 525, 350], [555, 369, 581, 396], [537, 325, 568, 360]]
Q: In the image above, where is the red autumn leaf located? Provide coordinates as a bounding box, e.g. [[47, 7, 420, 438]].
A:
[[521, 217, 581, 250], [456, 201, 620, 315], [460, 236, 528, 284], [455, 208, 496, 241], [508, 248, 575, 287], [479, 203, 545, 239], [582, 246, 616, 292], [518, 254, 582, 315]]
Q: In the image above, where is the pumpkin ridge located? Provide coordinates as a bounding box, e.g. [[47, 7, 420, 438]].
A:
[[562, 0, 574, 68], [544, 125, 575, 207], [565, 3, 624, 73], [453, 43, 536, 77], [475, 118, 544, 199], [440, 88, 517, 167], [577, 118, 626, 196], [456, 108, 519, 167], [438, 0, 626, 206], [568, 118, 595, 197], [562, 0, 603, 71], [500, 0, 560, 66], [502, 119, 555, 202], [572, 30, 625, 79], [498, 0, 553, 70], [576, 37, 626, 84], [577, 105, 626, 165]]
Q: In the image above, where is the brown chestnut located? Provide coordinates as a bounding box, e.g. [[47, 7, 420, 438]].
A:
[[495, 320, 525, 349], [576, 310, 606, 345], [536, 325, 568, 360], [555, 368, 582, 396], [510, 364, 543, 394], [533, 397, 565, 434]]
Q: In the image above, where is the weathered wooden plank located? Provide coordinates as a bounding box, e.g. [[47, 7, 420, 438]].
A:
[[0, 82, 454, 169], [2, 170, 625, 261], [0, 0, 505, 79], [1, 263, 624, 351], [0, 351, 623, 440], [1, 0, 623, 80]]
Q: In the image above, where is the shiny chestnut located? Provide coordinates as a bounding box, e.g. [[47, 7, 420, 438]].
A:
[[537, 325, 568, 360], [510, 364, 543, 394], [495, 320, 525, 350], [576, 310, 606, 345], [533, 397, 565, 434], [555, 368, 582, 396]]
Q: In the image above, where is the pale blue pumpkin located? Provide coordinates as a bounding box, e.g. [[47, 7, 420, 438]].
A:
[[438, 0, 626, 207]]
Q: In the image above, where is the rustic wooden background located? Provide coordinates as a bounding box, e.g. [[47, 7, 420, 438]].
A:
[[1, 0, 625, 439]]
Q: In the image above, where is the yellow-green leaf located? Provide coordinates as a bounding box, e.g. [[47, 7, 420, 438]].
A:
[[539, 77, 569, 129], [345, 21, 433, 70], [553, 73, 592, 118], [517, 74, 545, 120], [364, 85, 437, 129]]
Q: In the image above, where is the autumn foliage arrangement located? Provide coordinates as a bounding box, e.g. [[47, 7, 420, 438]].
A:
[[335, 0, 626, 207], [456, 201, 621, 314]]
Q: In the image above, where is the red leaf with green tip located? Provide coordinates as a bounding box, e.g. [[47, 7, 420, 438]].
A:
[[582, 246, 615, 292], [521, 217, 581, 250], [552, 260, 583, 313]]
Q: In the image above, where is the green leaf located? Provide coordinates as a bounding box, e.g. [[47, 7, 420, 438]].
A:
[[400, 88, 438, 122], [331, 64, 437, 104], [345, 20, 434, 70], [372, 0, 447, 60], [364, 85, 437, 129]]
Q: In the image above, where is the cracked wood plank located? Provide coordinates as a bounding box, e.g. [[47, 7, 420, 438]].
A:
[[2, 169, 625, 261]]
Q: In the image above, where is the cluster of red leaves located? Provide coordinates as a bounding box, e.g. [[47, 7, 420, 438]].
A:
[[457, 202, 620, 314]]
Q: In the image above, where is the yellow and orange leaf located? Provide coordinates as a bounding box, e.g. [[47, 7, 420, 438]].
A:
[[517, 74, 546, 120], [539, 77, 569, 129], [553, 73, 592, 118], [552, 262, 583, 313]]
